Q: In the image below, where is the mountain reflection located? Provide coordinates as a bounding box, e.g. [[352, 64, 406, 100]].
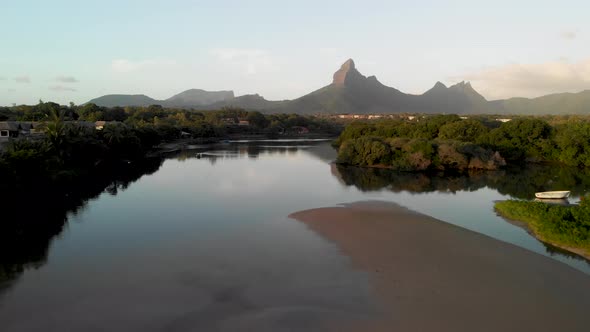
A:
[[332, 164, 590, 199]]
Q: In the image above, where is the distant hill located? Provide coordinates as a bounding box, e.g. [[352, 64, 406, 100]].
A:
[[164, 89, 234, 107], [87, 94, 158, 108], [86, 60, 590, 115], [88, 89, 236, 108], [493, 90, 590, 115]]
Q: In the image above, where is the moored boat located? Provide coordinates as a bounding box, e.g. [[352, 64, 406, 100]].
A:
[[533, 198, 570, 205], [534, 191, 571, 199]]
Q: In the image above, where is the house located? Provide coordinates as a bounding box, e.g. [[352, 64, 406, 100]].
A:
[[496, 118, 512, 123], [95, 121, 107, 130], [238, 120, 250, 126], [0, 122, 21, 141]]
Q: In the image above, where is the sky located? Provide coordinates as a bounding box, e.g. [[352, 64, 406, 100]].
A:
[[1, 0, 589, 106]]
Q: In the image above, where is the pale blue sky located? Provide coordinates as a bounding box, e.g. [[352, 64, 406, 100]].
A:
[[1, 0, 588, 105]]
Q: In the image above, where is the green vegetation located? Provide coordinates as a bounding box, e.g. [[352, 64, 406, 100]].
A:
[[334, 115, 590, 171], [0, 101, 341, 138], [494, 199, 590, 258]]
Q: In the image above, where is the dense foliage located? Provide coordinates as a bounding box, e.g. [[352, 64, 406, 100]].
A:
[[335, 115, 590, 170], [494, 199, 590, 257], [0, 102, 342, 138]]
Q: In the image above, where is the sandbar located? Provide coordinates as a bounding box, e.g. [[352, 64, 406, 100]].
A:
[[289, 201, 590, 332]]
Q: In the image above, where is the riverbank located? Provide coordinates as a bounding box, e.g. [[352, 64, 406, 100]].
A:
[[289, 201, 590, 331], [494, 200, 590, 260]]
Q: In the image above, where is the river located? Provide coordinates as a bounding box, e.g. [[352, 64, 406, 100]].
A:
[[0, 139, 588, 331]]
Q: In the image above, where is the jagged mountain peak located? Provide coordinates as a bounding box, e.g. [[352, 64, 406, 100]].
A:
[[450, 81, 474, 90], [333, 59, 360, 86]]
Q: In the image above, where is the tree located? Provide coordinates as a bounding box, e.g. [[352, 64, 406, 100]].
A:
[[438, 119, 489, 142], [247, 111, 269, 128], [45, 106, 66, 152]]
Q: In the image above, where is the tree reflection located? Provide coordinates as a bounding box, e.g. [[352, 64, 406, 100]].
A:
[[0, 158, 163, 293], [332, 164, 590, 199]]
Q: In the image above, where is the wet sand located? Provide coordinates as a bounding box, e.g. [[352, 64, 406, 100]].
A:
[[289, 201, 590, 332]]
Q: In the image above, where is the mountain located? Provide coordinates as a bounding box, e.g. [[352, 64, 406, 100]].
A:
[[283, 59, 489, 114], [419, 81, 491, 114], [493, 90, 590, 115], [87, 94, 158, 108], [88, 89, 236, 108], [164, 89, 234, 107], [283, 59, 410, 114], [203, 94, 286, 110], [86, 59, 590, 115]]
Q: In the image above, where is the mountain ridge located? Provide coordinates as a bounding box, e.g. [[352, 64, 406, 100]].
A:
[[86, 60, 590, 115]]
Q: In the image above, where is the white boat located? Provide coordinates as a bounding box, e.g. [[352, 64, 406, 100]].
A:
[[534, 191, 571, 199], [534, 198, 570, 206]]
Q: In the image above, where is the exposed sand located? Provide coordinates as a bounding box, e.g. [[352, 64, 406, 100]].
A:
[[289, 201, 590, 332]]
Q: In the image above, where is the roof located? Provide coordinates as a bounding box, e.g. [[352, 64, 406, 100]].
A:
[[0, 122, 20, 131], [19, 122, 33, 130]]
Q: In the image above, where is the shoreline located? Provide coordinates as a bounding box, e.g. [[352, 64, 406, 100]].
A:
[[289, 201, 590, 331], [494, 207, 590, 261]]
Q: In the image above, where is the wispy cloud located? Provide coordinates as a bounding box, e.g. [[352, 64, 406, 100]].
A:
[[49, 85, 77, 92], [111, 58, 176, 73], [561, 30, 578, 40], [454, 58, 590, 99], [14, 76, 31, 83], [210, 48, 276, 75], [56, 76, 79, 83]]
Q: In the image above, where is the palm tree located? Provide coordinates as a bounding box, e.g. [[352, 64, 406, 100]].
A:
[[102, 123, 125, 145], [45, 106, 65, 151]]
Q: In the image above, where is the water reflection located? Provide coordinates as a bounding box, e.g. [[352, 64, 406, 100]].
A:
[[332, 164, 590, 200], [333, 163, 590, 264], [1, 140, 589, 331], [0, 158, 163, 291]]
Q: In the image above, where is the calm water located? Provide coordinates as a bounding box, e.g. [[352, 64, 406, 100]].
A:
[[1, 140, 589, 331]]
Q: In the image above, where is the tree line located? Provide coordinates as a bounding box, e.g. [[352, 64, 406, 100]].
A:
[[334, 114, 590, 170], [0, 101, 342, 138]]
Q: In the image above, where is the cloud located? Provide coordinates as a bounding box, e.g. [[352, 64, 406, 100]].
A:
[[0, 77, 6, 80], [210, 48, 276, 75], [56, 76, 79, 83], [453, 58, 590, 99], [49, 85, 77, 92], [111, 58, 176, 73], [14, 76, 31, 83], [561, 30, 578, 40]]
